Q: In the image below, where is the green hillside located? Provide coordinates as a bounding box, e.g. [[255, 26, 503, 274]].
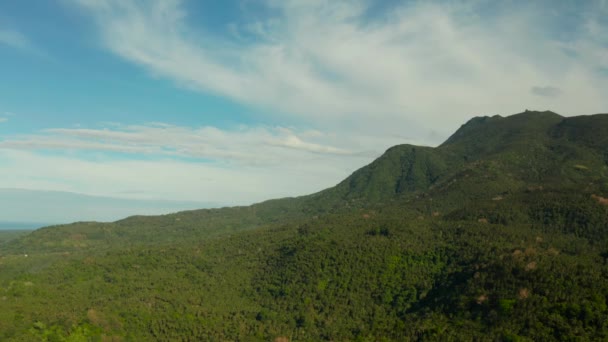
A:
[[0, 230, 32, 246], [1, 111, 607, 341]]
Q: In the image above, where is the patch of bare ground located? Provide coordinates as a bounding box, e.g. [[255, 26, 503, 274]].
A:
[[592, 194, 608, 205], [476, 294, 488, 304], [525, 261, 537, 271]]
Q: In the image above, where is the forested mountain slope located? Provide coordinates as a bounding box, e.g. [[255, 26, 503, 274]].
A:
[[1, 111, 607, 341]]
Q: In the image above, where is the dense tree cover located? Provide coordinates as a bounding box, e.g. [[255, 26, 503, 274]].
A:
[[0, 230, 31, 246], [0, 111, 607, 340], [1, 205, 606, 341]]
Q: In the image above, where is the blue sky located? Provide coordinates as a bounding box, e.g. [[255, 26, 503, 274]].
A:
[[1, 0, 607, 223]]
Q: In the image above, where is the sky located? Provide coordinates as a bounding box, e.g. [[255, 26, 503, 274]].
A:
[[1, 0, 607, 223]]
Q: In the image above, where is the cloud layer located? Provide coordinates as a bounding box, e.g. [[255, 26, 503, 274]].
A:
[[0, 123, 396, 204], [0, 28, 44, 56], [72, 0, 608, 134], [531, 86, 562, 98], [0, 29, 31, 50]]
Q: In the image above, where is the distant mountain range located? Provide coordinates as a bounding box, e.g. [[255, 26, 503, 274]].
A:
[[0, 221, 46, 230], [1, 110, 607, 341], [0, 188, 218, 224]]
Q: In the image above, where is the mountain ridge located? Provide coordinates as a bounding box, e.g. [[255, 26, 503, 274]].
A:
[[7, 110, 608, 253]]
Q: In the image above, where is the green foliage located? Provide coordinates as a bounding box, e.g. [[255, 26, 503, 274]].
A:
[[0, 230, 31, 246]]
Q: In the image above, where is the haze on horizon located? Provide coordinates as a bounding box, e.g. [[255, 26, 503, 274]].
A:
[[1, 0, 607, 223]]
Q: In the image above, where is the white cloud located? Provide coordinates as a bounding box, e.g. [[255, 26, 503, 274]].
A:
[[0, 123, 379, 162], [531, 86, 562, 98], [0, 29, 43, 55], [0, 29, 30, 49], [0, 117, 7, 123], [0, 123, 402, 203], [70, 0, 608, 137], [0, 148, 358, 205]]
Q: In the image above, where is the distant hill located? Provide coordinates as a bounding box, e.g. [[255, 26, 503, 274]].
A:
[[0, 222, 47, 230], [1, 111, 607, 341], [0, 188, 217, 224]]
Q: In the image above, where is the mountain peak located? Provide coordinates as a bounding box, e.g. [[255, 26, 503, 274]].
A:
[[441, 110, 563, 148], [512, 109, 562, 119], [311, 110, 608, 208]]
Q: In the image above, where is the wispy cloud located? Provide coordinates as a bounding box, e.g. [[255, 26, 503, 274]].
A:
[[0, 28, 42, 55], [0, 123, 372, 162], [0, 147, 366, 205], [0, 29, 30, 49], [0, 117, 7, 123], [0, 123, 401, 203], [531, 86, 562, 98], [70, 0, 608, 135]]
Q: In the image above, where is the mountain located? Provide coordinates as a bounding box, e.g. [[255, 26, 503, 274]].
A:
[[0, 111, 607, 341]]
